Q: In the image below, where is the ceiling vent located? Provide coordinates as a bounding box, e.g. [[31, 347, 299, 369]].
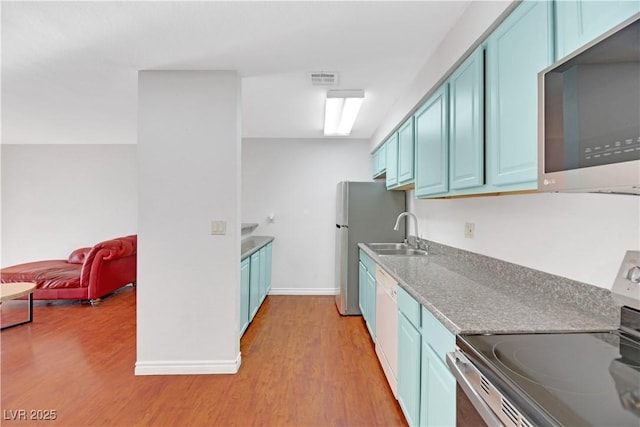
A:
[[311, 71, 338, 86]]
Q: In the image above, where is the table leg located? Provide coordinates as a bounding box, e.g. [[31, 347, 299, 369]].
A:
[[1, 293, 34, 331]]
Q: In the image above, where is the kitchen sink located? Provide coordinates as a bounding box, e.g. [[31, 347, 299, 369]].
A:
[[374, 248, 428, 256], [367, 243, 411, 250]]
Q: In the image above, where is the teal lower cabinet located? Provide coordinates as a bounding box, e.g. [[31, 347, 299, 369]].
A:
[[365, 269, 376, 339], [265, 243, 272, 294], [397, 287, 456, 427], [420, 340, 456, 427], [259, 247, 267, 304], [420, 305, 456, 427], [241, 241, 273, 337], [240, 258, 250, 335], [359, 250, 377, 341], [358, 261, 367, 317], [249, 251, 261, 321], [398, 307, 422, 427]]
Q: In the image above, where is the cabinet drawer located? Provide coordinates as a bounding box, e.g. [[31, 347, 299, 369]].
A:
[[359, 250, 377, 273], [398, 286, 421, 328], [422, 306, 455, 364]]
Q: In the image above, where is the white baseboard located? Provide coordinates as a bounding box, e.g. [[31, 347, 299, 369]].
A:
[[135, 352, 241, 375], [268, 287, 339, 296]]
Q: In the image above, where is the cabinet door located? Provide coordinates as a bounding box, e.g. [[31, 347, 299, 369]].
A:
[[358, 261, 367, 318], [398, 313, 421, 427], [398, 117, 415, 186], [420, 341, 456, 427], [249, 252, 261, 321], [486, 0, 554, 187], [449, 46, 484, 190], [372, 149, 380, 178], [386, 133, 399, 188], [265, 243, 272, 294], [365, 270, 376, 340], [259, 247, 267, 303], [415, 84, 449, 197], [556, 0, 640, 60], [240, 258, 250, 336], [378, 143, 387, 175]]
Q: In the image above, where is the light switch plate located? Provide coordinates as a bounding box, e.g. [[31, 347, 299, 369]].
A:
[[211, 220, 226, 235]]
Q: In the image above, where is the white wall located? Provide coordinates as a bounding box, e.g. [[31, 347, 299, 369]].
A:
[[378, 1, 639, 291], [1, 144, 137, 267], [136, 71, 241, 375], [242, 138, 371, 294], [371, 0, 514, 150], [408, 192, 640, 289]]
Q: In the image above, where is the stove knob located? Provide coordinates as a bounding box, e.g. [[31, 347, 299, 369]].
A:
[[627, 266, 640, 283]]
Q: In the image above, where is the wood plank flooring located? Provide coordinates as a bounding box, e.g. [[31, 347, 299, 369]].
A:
[[1, 288, 407, 426]]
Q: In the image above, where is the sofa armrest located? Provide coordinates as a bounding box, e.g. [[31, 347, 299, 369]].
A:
[[80, 235, 137, 288]]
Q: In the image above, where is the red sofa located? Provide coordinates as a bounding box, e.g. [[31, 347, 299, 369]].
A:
[[1, 235, 136, 305]]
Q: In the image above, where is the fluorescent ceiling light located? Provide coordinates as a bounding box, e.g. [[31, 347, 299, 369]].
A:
[[324, 90, 364, 136]]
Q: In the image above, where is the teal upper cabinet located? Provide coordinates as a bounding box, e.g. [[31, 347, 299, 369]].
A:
[[372, 143, 387, 179], [415, 84, 449, 197], [385, 133, 399, 189], [556, 0, 640, 60], [448, 46, 485, 191], [397, 117, 415, 186], [486, 0, 554, 188]]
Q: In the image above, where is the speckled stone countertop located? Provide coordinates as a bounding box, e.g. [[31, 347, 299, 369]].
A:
[[241, 236, 274, 259], [358, 241, 620, 335]]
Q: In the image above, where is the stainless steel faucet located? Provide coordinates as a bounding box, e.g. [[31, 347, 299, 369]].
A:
[[393, 212, 427, 250]]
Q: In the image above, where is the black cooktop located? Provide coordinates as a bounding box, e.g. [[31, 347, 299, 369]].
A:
[[458, 329, 640, 426]]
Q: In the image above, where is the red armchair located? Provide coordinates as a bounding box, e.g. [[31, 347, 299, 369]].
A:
[[1, 235, 137, 305]]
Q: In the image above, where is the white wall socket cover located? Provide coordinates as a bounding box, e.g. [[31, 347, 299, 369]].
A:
[[464, 222, 475, 239], [211, 220, 226, 235]]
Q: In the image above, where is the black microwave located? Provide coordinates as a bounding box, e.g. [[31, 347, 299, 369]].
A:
[[538, 15, 640, 195]]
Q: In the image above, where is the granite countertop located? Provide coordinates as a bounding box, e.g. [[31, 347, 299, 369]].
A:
[[241, 235, 274, 259], [358, 242, 620, 336]]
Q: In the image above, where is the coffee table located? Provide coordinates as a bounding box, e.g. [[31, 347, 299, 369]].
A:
[[1, 282, 36, 330]]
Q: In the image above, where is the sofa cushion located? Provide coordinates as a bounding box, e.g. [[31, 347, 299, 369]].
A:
[[68, 247, 91, 264], [1, 260, 82, 289]]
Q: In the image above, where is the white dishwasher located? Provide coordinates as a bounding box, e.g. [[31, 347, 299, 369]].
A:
[[375, 265, 398, 398]]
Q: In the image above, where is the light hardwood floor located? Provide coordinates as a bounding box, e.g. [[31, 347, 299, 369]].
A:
[[1, 287, 407, 426]]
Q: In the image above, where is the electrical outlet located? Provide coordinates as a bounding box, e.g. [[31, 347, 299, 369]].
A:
[[464, 222, 475, 239], [211, 220, 226, 235]]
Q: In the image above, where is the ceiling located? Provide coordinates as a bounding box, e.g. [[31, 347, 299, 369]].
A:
[[1, 1, 472, 145]]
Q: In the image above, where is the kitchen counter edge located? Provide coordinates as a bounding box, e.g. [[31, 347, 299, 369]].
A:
[[241, 236, 274, 259], [358, 243, 619, 336]]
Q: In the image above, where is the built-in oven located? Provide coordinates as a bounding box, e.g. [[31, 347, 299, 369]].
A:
[[448, 251, 640, 427]]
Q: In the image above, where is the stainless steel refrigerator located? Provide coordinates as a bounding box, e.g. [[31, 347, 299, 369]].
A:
[[335, 181, 406, 315]]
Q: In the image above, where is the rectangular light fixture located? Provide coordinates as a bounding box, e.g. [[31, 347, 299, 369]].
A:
[[324, 89, 365, 136]]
